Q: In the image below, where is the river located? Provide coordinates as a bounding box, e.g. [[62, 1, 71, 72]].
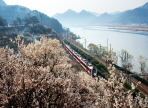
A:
[[69, 26, 148, 73]]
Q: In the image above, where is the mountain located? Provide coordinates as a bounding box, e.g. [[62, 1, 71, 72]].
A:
[[109, 11, 121, 15], [79, 10, 95, 16], [91, 12, 123, 24], [53, 9, 78, 27], [92, 2, 148, 25], [0, 1, 63, 33], [0, 0, 7, 6], [110, 2, 148, 24], [53, 9, 78, 19], [53, 9, 97, 27], [91, 13, 111, 24], [54, 2, 148, 26], [89, 11, 100, 17], [140, 2, 148, 9], [63, 9, 78, 17], [53, 13, 61, 17], [77, 10, 97, 25]]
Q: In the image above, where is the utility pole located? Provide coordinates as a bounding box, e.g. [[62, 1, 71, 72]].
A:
[[107, 38, 108, 56], [126, 53, 130, 84], [85, 39, 86, 50], [113, 52, 117, 64], [99, 44, 102, 59], [123, 52, 130, 83], [85, 39, 88, 66], [110, 44, 112, 63]]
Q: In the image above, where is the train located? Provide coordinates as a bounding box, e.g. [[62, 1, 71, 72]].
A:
[[63, 42, 97, 76]]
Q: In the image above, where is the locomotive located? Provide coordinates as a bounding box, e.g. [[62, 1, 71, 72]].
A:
[[63, 42, 97, 76]]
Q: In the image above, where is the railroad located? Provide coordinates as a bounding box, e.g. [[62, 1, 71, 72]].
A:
[[64, 38, 148, 96], [63, 42, 97, 76], [131, 77, 148, 96]]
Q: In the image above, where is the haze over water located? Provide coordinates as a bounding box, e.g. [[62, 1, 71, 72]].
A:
[[70, 26, 148, 73]]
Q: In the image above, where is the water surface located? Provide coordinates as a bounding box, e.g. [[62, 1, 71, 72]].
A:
[[70, 26, 148, 73]]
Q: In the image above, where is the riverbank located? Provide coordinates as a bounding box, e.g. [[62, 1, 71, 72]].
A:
[[109, 27, 148, 32], [70, 26, 148, 73], [93, 24, 148, 32]]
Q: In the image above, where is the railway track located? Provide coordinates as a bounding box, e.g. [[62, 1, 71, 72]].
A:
[[66, 39, 148, 96], [131, 77, 148, 96]]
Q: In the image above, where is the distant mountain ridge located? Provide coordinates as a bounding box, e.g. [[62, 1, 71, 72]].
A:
[[89, 11, 100, 17], [0, 0, 7, 6], [53, 9, 97, 26], [111, 8, 148, 24], [111, 2, 148, 24], [109, 11, 121, 15], [140, 2, 148, 9], [53, 2, 148, 27]]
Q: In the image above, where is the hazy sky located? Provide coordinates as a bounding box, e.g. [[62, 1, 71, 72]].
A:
[[4, 0, 148, 16]]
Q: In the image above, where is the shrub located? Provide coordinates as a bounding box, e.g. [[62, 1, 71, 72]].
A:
[[124, 82, 132, 90]]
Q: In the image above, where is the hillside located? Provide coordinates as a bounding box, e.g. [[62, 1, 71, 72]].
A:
[[0, 2, 63, 33]]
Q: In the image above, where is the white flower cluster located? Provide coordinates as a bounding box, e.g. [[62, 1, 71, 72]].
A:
[[0, 36, 148, 108], [92, 64, 148, 108], [0, 36, 97, 107]]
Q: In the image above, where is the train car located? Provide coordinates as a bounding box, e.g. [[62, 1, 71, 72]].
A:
[[63, 42, 96, 76]]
